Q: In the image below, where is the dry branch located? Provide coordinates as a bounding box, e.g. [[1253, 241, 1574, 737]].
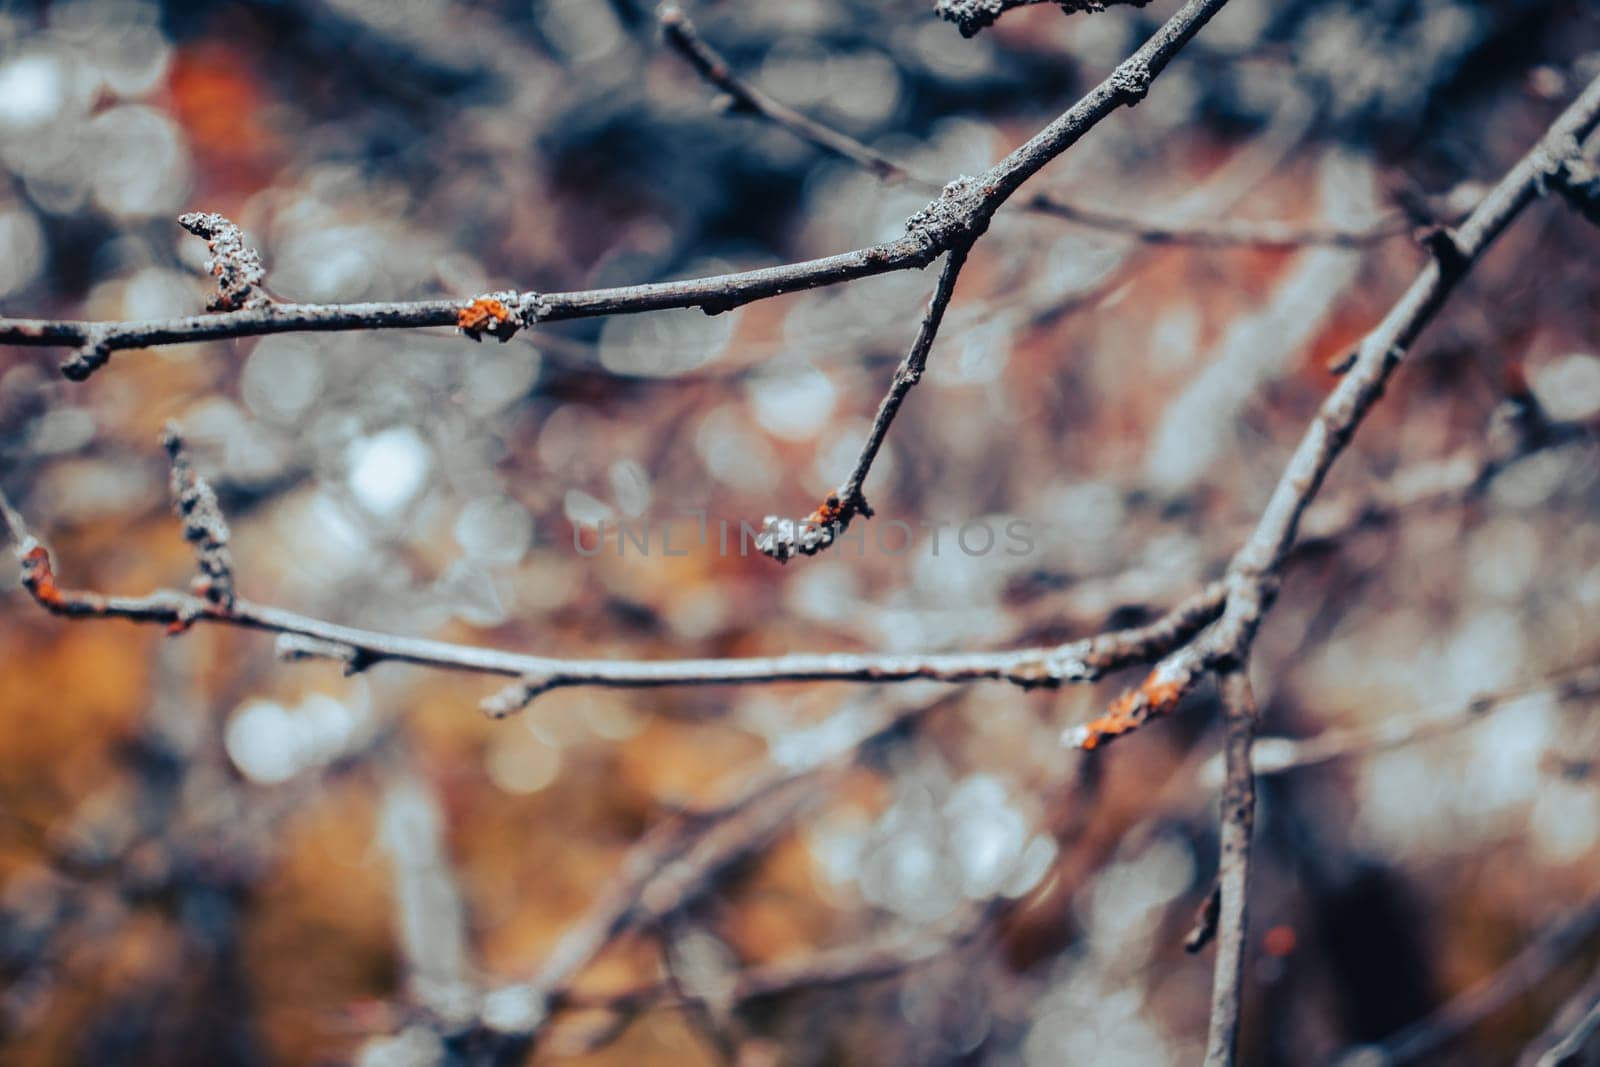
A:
[[161, 423, 235, 615], [0, 0, 1232, 382], [0, 469, 1223, 714], [755, 241, 973, 562], [1230, 662, 1600, 780], [1070, 71, 1600, 751]]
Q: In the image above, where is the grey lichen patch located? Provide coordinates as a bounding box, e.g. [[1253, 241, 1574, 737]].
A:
[[754, 515, 840, 563], [162, 421, 236, 611], [904, 175, 989, 248], [178, 211, 271, 312], [1110, 56, 1153, 103]]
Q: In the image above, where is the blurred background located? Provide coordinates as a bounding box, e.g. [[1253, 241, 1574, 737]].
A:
[[2, 0, 1600, 1063]]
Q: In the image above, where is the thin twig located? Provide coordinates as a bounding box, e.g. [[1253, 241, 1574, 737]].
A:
[[0, 0, 1234, 381], [1, 477, 1222, 711], [1351, 899, 1600, 1064], [161, 422, 236, 614], [755, 241, 973, 562], [1525, 964, 1600, 1066], [562, 912, 986, 1015], [1203, 668, 1258, 1067], [1225, 662, 1600, 780], [377, 750, 478, 1027], [659, 3, 1410, 249]]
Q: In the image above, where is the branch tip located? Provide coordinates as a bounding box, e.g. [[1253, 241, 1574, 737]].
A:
[[480, 675, 562, 718], [163, 423, 236, 611], [177, 210, 270, 312]]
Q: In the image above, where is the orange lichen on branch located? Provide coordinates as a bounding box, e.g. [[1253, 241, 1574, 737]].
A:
[[457, 296, 519, 342], [1065, 666, 1190, 750], [809, 492, 865, 527], [19, 544, 64, 609]]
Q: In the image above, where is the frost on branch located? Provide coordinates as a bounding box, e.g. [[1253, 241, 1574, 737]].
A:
[[934, 0, 1151, 37]]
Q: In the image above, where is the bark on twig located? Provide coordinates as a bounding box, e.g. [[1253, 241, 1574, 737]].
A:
[[756, 241, 973, 562], [2, 0, 1235, 381], [0, 479, 1224, 714], [1203, 668, 1258, 1067], [161, 423, 236, 614]]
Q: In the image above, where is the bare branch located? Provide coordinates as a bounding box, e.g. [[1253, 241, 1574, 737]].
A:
[[161, 422, 236, 615], [756, 241, 972, 562], [1524, 964, 1600, 1066], [659, 4, 908, 182], [1223, 662, 1600, 780], [378, 755, 478, 1027], [1071, 71, 1600, 748], [3, 475, 1224, 712], [177, 212, 270, 312], [1548, 144, 1600, 227], [561, 911, 985, 1016], [1, 0, 1234, 381], [1203, 668, 1258, 1067]]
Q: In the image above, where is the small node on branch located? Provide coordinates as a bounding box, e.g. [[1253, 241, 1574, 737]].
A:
[[457, 294, 521, 343], [934, 0, 1151, 38], [903, 175, 989, 249], [754, 493, 866, 563], [1325, 349, 1357, 376], [1185, 882, 1222, 954], [275, 633, 371, 674], [1110, 57, 1153, 103], [480, 675, 562, 718], [1417, 225, 1468, 277], [162, 422, 236, 614], [60, 341, 111, 382], [177, 211, 271, 312]]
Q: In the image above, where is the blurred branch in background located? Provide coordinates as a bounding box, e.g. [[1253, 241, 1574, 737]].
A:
[[0, 440, 1226, 712], [1345, 899, 1600, 1064], [660, 2, 1419, 250]]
